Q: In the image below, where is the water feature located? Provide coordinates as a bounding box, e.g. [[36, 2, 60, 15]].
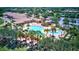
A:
[[28, 25, 64, 38], [29, 26, 44, 31]]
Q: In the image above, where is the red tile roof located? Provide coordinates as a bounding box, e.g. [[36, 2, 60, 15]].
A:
[[3, 12, 32, 24]]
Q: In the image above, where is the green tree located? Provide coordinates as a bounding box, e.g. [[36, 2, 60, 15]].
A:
[[52, 13, 61, 25], [0, 8, 5, 16], [0, 18, 4, 25], [63, 17, 69, 28]]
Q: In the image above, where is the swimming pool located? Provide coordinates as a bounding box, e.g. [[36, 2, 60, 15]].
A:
[[28, 26, 64, 37], [29, 26, 44, 31], [48, 30, 64, 37]]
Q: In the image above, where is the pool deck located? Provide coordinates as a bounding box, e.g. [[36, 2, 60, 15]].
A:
[[22, 22, 66, 39]]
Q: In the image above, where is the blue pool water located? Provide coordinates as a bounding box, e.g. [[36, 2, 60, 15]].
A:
[[29, 26, 44, 31], [49, 30, 64, 36], [29, 26, 64, 36]]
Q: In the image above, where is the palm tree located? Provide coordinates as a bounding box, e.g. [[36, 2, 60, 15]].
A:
[[0, 8, 4, 16], [63, 17, 69, 29], [44, 29, 50, 37], [27, 23, 30, 30], [16, 30, 24, 41], [68, 25, 79, 49], [50, 24, 56, 32], [37, 37, 78, 51], [52, 12, 61, 25], [0, 18, 4, 25]]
